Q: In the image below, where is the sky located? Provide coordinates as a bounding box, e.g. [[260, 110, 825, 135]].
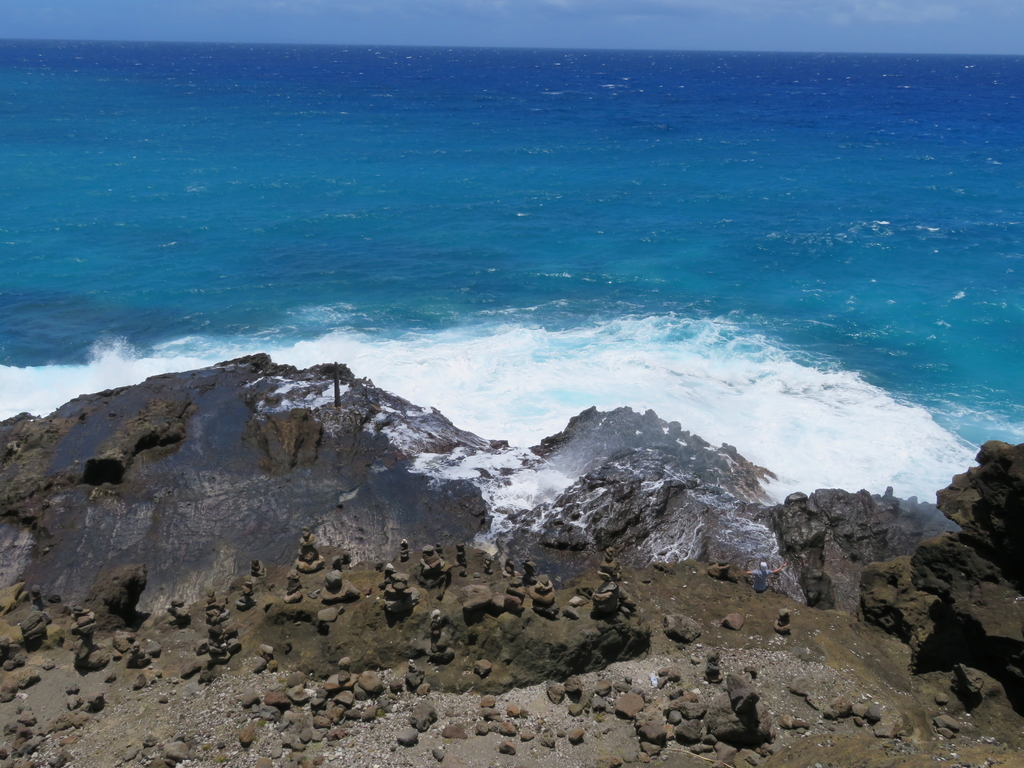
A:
[[1, 0, 1022, 55]]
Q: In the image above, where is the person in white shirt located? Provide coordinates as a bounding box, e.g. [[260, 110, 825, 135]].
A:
[[747, 561, 786, 594]]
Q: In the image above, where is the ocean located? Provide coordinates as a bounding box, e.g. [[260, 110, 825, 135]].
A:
[[1, 40, 1022, 502]]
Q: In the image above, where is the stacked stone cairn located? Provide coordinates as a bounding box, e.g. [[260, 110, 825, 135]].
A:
[[378, 562, 396, 591], [295, 526, 326, 574], [202, 591, 240, 664], [521, 559, 538, 587], [70, 606, 108, 671], [166, 599, 190, 627], [18, 608, 49, 649], [416, 545, 450, 590], [235, 580, 256, 612], [774, 608, 792, 635], [705, 651, 723, 684], [250, 559, 266, 578], [526, 574, 559, 620], [322, 557, 362, 606], [428, 610, 454, 664], [598, 547, 621, 582], [283, 570, 303, 604], [399, 538, 410, 563], [383, 573, 419, 617], [591, 580, 636, 618], [504, 579, 526, 614]]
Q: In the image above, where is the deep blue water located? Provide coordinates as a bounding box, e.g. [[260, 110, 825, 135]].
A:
[[1, 40, 1022, 499]]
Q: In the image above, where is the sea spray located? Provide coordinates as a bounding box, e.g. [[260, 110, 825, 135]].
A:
[[0, 316, 975, 501]]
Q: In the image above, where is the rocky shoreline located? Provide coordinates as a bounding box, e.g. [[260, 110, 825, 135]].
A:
[[0, 355, 1021, 768]]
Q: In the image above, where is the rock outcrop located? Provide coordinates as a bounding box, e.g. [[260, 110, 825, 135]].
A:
[[0, 354, 956, 617], [0, 355, 490, 612], [860, 441, 1024, 712]]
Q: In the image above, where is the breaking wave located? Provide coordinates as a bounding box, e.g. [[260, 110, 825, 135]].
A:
[[0, 315, 977, 502]]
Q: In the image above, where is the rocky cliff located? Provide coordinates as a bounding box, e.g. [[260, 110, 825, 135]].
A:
[[860, 440, 1024, 711]]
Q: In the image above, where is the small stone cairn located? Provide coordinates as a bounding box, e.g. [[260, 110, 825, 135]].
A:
[[384, 573, 420, 616], [322, 556, 362, 605], [295, 526, 326, 574], [591, 581, 621, 617], [428, 609, 454, 664], [505, 579, 527, 613], [235, 580, 256, 611], [283, 570, 304, 604], [705, 651, 723, 684], [70, 606, 107, 671], [598, 547, 621, 582], [521, 559, 538, 587], [774, 608, 791, 635], [166, 599, 191, 628], [527, 574, 559, 620], [203, 591, 240, 663], [417, 545, 450, 589]]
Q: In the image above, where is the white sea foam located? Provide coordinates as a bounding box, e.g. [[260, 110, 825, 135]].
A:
[[0, 316, 982, 502], [412, 446, 576, 535]]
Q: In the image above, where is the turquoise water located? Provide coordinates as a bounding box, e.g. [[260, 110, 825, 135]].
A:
[[2, 40, 1022, 499]]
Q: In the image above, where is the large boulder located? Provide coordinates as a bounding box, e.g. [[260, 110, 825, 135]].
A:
[[704, 686, 773, 746]]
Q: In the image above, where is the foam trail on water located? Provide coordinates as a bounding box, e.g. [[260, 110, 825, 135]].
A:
[[0, 317, 978, 502]]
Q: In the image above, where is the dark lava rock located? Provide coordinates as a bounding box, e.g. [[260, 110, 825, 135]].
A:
[[0, 356, 490, 610], [774, 486, 953, 611], [859, 441, 1024, 711]]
